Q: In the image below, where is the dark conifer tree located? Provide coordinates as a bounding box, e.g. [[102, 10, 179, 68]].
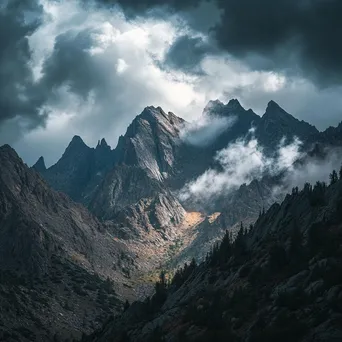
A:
[[330, 170, 338, 185], [233, 223, 247, 258]]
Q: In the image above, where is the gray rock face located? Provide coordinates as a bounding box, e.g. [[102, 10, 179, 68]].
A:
[[89, 163, 185, 232], [115, 106, 184, 181], [113, 193, 186, 238], [89, 165, 164, 219]]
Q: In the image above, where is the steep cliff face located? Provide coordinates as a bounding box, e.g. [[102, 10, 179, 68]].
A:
[[0, 145, 135, 341], [115, 106, 185, 181]]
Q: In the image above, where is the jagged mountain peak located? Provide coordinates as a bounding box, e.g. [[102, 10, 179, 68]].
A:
[[203, 99, 225, 115], [226, 98, 244, 111], [140, 105, 166, 119], [0, 144, 19, 160], [59, 135, 91, 161], [114, 106, 185, 181], [68, 135, 88, 148], [96, 138, 110, 149], [204, 98, 258, 119], [267, 99, 281, 109], [263, 100, 292, 119], [32, 156, 46, 173], [262, 100, 319, 133], [125, 105, 184, 138], [256, 101, 319, 147], [0, 145, 23, 178]]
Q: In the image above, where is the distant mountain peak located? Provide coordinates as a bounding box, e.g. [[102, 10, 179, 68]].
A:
[[0, 144, 16, 154], [204, 98, 252, 117], [96, 138, 110, 149], [203, 99, 225, 115], [62, 135, 90, 157], [70, 135, 86, 146], [257, 100, 319, 146], [264, 100, 290, 118], [32, 156, 46, 173], [139, 106, 167, 121], [226, 98, 244, 111], [267, 99, 280, 108]]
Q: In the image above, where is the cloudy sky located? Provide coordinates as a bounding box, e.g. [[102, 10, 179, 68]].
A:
[[1, 0, 342, 166]]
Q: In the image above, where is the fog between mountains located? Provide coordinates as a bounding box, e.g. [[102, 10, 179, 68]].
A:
[[179, 114, 237, 147], [179, 125, 342, 206]]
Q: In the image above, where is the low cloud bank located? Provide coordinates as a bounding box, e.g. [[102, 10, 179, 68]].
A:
[[179, 131, 342, 207], [179, 135, 302, 203], [277, 147, 342, 194]]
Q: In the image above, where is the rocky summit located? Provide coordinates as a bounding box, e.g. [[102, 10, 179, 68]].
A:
[[1, 99, 342, 341]]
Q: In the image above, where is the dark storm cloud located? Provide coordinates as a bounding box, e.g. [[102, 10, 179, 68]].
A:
[[99, 0, 342, 86], [0, 0, 45, 127], [213, 0, 342, 86], [162, 35, 216, 74], [40, 29, 103, 100]]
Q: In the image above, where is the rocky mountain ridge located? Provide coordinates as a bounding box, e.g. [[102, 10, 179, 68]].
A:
[[38, 99, 322, 204]]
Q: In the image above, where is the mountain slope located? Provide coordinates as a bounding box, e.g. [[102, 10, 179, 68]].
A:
[[87, 172, 342, 342], [0, 145, 135, 341]]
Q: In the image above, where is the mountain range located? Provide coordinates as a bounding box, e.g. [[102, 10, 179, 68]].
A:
[[1, 99, 342, 341]]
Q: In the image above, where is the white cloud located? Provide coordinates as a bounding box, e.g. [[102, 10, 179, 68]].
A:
[[179, 135, 302, 203], [277, 147, 342, 193]]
